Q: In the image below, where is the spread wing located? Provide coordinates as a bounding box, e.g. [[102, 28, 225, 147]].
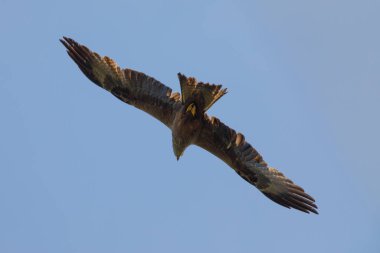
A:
[[195, 116, 318, 214], [60, 37, 181, 129]]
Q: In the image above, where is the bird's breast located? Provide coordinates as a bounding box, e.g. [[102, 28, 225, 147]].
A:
[[172, 114, 203, 144]]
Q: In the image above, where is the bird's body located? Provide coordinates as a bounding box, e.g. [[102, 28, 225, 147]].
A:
[[172, 75, 227, 159], [172, 104, 202, 159], [61, 37, 318, 214]]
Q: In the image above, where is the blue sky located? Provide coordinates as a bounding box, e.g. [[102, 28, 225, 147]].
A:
[[1, 0, 379, 252]]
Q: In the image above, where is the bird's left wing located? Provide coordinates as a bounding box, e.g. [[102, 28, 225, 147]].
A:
[[60, 37, 181, 129], [195, 116, 318, 214]]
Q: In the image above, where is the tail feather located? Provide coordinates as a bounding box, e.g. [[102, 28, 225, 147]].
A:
[[177, 73, 227, 112]]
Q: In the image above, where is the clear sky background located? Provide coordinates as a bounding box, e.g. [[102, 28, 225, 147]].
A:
[[1, 0, 379, 252]]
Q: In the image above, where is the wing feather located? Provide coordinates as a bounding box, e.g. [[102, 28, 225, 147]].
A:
[[195, 115, 318, 214], [60, 37, 181, 128]]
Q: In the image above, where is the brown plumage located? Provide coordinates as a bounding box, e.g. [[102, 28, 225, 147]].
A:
[[60, 37, 318, 214]]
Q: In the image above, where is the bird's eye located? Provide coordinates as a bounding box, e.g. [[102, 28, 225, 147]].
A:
[[186, 103, 196, 116]]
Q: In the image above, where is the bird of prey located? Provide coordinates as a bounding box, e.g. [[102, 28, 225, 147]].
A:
[[60, 37, 318, 214]]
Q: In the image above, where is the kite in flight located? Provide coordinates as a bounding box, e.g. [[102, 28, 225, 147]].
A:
[[60, 37, 318, 214]]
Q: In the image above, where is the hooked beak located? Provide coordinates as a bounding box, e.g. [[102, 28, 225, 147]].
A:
[[175, 150, 184, 161]]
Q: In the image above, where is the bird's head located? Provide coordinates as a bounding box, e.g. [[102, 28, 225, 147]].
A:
[[172, 137, 187, 161]]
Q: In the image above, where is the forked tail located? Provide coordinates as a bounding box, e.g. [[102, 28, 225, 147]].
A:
[[177, 73, 227, 112]]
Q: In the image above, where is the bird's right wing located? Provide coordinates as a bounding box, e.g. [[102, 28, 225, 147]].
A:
[[60, 37, 182, 129], [195, 116, 318, 214]]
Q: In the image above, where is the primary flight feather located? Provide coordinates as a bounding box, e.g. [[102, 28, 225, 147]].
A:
[[60, 37, 318, 214]]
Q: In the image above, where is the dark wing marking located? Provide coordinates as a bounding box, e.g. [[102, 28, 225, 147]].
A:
[[195, 116, 318, 214], [178, 73, 227, 112], [60, 37, 181, 129]]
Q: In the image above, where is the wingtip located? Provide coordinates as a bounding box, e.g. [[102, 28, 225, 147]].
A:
[[59, 37, 67, 46], [305, 206, 319, 215], [263, 190, 319, 215], [59, 36, 74, 51], [60, 36, 69, 44], [61, 36, 72, 42], [60, 37, 82, 49]]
